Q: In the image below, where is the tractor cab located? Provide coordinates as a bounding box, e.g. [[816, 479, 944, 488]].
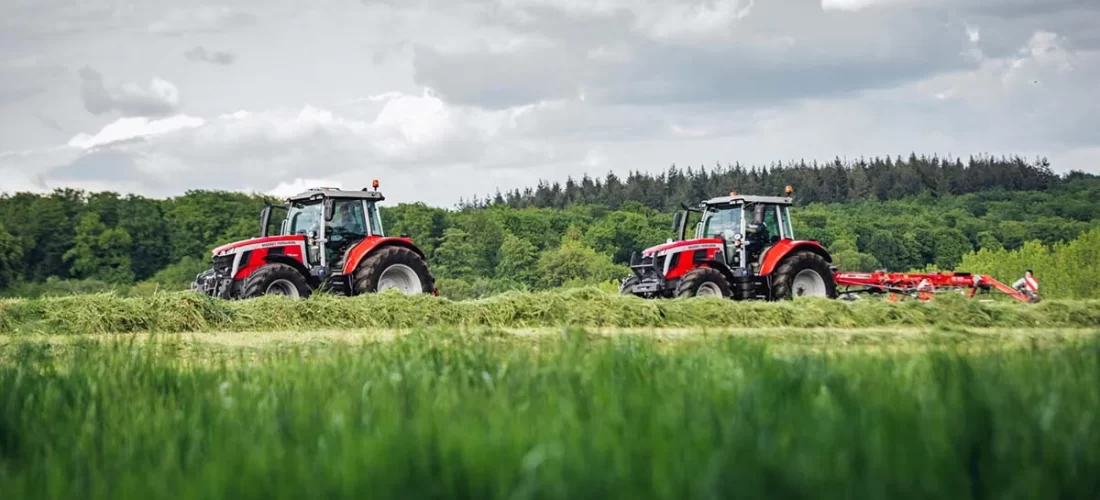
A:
[[259, 182, 388, 279], [673, 190, 795, 272]]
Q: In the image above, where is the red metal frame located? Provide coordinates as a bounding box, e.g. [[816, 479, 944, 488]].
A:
[[833, 270, 1038, 303], [340, 235, 427, 275], [757, 239, 831, 276]]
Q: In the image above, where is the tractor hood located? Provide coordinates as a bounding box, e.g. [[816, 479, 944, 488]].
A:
[[641, 237, 725, 257], [211, 235, 307, 256]]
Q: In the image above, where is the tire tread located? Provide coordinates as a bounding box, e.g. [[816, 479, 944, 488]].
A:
[[352, 245, 435, 294], [771, 251, 837, 300], [675, 267, 732, 298], [241, 262, 312, 299]]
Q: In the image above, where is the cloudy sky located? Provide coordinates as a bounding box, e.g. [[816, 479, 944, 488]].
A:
[[1, 0, 1098, 207]]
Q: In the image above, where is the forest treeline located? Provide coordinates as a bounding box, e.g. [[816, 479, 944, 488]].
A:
[[461, 153, 1066, 210], [0, 153, 1097, 300]]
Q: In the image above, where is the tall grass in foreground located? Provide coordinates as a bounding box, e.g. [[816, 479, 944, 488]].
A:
[[3, 331, 1100, 499], [2, 287, 1099, 335]]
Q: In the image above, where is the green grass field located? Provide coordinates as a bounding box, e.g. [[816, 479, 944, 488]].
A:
[[2, 290, 1100, 499]]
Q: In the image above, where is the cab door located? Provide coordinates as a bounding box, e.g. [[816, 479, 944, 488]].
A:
[[260, 204, 288, 237]]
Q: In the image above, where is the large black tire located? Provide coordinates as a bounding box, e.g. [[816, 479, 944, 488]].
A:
[[675, 267, 732, 298], [353, 245, 435, 295], [241, 262, 312, 299], [619, 275, 641, 295], [771, 251, 837, 300]]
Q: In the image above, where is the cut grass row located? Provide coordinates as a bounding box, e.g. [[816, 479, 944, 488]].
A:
[[4, 325, 1098, 361], [2, 328, 1099, 499], [1, 287, 1099, 335]]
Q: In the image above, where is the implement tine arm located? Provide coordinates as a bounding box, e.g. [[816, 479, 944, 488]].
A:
[[978, 275, 1035, 303]]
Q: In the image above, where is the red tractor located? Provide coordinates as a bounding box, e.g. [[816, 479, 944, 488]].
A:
[[191, 182, 436, 299], [620, 187, 838, 300]]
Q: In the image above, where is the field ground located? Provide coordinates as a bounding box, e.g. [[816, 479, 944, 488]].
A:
[[3, 319, 1100, 499]]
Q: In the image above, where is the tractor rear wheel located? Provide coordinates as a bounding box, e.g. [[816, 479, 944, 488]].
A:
[[676, 267, 732, 298], [353, 245, 435, 295], [241, 262, 312, 299], [771, 251, 837, 300]]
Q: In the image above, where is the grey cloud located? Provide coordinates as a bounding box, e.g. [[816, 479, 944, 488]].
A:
[[78, 67, 181, 118], [41, 148, 183, 195], [963, 0, 1095, 19], [951, 1, 1100, 60], [48, 149, 143, 182], [185, 46, 238, 65], [412, 45, 582, 109], [411, 0, 978, 110], [0, 86, 45, 107], [147, 6, 257, 35], [35, 113, 64, 132], [0, 1, 122, 44], [0, 61, 67, 108], [399, 0, 1100, 112]]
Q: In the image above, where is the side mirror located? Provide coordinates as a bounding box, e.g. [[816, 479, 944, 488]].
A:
[[323, 199, 335, 221], [671, 212, 683, 232]]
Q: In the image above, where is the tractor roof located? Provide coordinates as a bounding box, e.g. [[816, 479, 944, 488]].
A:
[[701, 194, 793, 206], [286, 186, 385, 203]]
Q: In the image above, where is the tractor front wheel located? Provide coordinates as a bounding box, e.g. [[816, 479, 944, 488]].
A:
[[353, 245, 435, 295], [771, 251, 837, 300], [676, 267, 732, 298], [241, 262, 312, 299], [619, 275, 640, 295]]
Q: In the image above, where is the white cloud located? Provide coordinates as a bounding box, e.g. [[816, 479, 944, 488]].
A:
[[820, 0, 908, 12], [966, 24, 981, 43], [10, 88, 574, 203], [67, 114, 206, 149], [268, 178, 345, 198]]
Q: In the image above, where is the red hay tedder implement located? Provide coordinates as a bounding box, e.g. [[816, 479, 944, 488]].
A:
[[619, 186, 1041, 304], [834, 270, 1040, 303]]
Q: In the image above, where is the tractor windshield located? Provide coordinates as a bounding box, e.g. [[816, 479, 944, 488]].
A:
[[698, 205, 742, 240], [285, 201, 322, 236]]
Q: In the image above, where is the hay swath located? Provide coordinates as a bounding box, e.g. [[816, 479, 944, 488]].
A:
[[833, 270, 1040, 303]]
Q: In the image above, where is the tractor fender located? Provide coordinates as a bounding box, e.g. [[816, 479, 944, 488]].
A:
[[232, 245, 310, 280], [341, 236, 428, 275], [699, 259, 737, 283], [758, 240, 832, 276], [264, 254, 314, 283]]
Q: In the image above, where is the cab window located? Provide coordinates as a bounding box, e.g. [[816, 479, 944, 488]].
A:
[[762, 207, 780, 244], [327, 200, 367, 235], [780, 206, 793, 239]]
